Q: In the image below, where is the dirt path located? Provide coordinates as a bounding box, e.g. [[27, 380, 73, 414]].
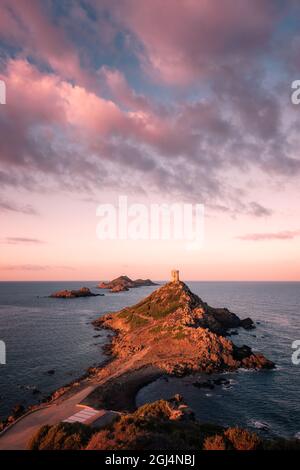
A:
[[81, 365, 162, 412]]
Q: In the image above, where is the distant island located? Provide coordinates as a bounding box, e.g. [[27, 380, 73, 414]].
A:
[[50, 287, 103, 299], [97, 275, 158, 293]]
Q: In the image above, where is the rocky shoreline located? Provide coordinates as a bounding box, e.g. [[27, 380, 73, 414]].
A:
[[93, 280, 274, 376], [0, 278, 275, 441], [61, 279, 275, 413], [56, 279, 275, 416]]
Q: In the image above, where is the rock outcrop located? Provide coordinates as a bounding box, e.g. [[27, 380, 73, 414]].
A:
[[110, 285, 129, 293], [0, 404, 25, 431], [98, 275, 158, 292], [93, 280, 274, 376], [50, 287, 102, 298]]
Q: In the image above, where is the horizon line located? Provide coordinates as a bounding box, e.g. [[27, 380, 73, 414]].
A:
[[0, 279, 299, 283]]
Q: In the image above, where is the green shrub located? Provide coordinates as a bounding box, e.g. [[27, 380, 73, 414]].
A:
[[133, 400, 174, 421], [128, 316, 149, 328], [86, 399, 200, 450], [174, 331, 186, 340], [224, 427, 261, 450], [118, 309, 131, 319], [28, 422, 94, 450], [117, 289, 183, 324], [203, 434, 227, 450], [150, 325, 163, 334], [148, 301, 181, 319]]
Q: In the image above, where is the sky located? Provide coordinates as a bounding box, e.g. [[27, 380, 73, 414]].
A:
[[0, 0, 300, 281]]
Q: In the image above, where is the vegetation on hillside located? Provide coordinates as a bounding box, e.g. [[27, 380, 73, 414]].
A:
[[28, 398, 300, 451], [28, 422, 95, 450]]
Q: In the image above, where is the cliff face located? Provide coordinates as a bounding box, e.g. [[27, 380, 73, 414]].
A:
[[93, 281, 274, 375]]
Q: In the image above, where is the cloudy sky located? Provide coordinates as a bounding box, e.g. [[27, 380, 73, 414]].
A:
[[0, 0, 299, 281]]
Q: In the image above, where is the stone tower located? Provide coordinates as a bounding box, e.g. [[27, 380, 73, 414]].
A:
[[171, 269, 179, 282]]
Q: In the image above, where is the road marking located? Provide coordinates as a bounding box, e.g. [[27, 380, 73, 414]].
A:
[[63, 408, 103, 424]]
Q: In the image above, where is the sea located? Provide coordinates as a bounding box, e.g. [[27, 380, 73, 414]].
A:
[[0, 281, 299, 439]]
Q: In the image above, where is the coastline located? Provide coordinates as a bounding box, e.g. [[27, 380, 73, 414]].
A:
[[0, 279, 279, 448], [0, 340, 114, 433]]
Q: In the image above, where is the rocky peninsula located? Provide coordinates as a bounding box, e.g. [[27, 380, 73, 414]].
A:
[[97, 275, 158, 293], [93, 278, 273, 375], [83, 274, 274, 412], [0, 273, 277, 450]]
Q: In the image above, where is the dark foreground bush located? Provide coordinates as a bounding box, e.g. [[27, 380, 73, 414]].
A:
[[27, 399, 300, 451], [86, 399, 202, 450], [262, 438, 300, 450], [224, 427, 261, 450], [203, 427, 261, 451], [28, 422, 94, 450], [203, 434, 227, 450], [203, 427, 300, 451]]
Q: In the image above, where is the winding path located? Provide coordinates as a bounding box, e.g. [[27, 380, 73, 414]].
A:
[[0, 385, 95, 450], [0, 350, 155, 450]]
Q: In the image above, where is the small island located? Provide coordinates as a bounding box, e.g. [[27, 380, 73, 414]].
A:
[[97, 275, 158, 293], [50, 287, 103, 299]]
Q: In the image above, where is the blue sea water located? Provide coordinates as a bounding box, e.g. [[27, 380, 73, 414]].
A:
[[137, 281, 300, 440], [0, 281, 299, 440], [0, 281, 157, 420]]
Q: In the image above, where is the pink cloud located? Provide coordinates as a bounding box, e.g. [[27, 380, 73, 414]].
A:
[[0, 196, 38, 215], [0, 58, 125, 135], [110, 0, 281, 84], [1, 237, 45, 245], [0, 264, 74, 271], [0, 0, 91, 87], [237, 230, 300, 241], [0, 60, 177, 154], [100, 67, 150, 111], [0, 59, 160, 176], [0, 51, 295, 218]]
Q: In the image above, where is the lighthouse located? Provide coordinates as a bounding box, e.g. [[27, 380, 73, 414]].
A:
[[171, 270, 179, 282]]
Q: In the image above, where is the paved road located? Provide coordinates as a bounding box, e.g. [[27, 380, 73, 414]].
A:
[[0, 385, 95, 450], [0, 356, 148, 450]]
